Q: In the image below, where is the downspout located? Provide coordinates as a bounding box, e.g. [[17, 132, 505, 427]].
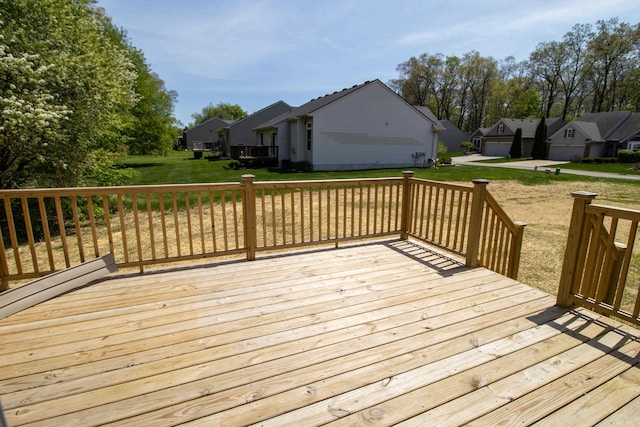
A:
[[430, 124, 440, 167]]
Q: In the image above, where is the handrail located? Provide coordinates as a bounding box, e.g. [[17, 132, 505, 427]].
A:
[[0, 173, 526, 289], [558, 192, 640, 326]]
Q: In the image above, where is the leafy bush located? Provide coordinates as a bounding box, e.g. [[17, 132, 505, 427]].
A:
[[224, 160, 244, 170], [437, 142, 448, 159], [618, 149, 636, 163], [569, 154, 582, 163], [460, 141, 476, 153]]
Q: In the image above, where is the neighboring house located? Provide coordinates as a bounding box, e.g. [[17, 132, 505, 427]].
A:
[[481, 118, 565, 157], [218, 100, 291, 158], [547, 111, 640, 161], [470, 127, 489, 152], [184, 117, 233, 151], [438, 119, 469, 152], [253, 79, 445, 171]]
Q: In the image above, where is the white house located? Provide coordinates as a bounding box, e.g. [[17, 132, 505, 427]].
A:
[[253, 79, 444, 171]]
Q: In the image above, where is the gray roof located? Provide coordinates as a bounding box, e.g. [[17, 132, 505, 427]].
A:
[[610, 112, 640, 141], [414, 106, 445, 130], [219, 100, 291, 132], [187, 117, 233, 133], [254, 81, 373, 130], [254, 79, 443, 130], [577, 111, 632, 140], [471, 127, 489, 137], [486, 117, 564, 138], [439, 119, 469, 145], [571, 121, 604, 142]]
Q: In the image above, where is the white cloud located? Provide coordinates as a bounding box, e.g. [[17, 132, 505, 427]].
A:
[[98, 0, 640, 123]]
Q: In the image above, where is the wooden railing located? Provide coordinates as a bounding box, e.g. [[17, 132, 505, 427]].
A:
[[404, 176, 526, 279], [558, 191, 640, 326], [0, 173, 525, 289]]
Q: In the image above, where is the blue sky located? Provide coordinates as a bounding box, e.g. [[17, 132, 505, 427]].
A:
[[97, 0, 640, 126]]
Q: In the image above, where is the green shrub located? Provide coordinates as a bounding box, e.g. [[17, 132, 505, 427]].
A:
[[581, 158, 594, 163], [460, 141, 475, 153], [618, 149, 636, 163], [224, 160, 244, 170]]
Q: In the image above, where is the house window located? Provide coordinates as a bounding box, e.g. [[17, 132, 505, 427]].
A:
[[260, 133, 264, 146], [497, 124, 504, 134], [472, 137, 481, 149], [564, 128, 575, 138], [306, 121, 312, 151]]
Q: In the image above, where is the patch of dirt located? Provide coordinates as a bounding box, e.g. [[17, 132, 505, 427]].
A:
[[486, 180, 639, 296]]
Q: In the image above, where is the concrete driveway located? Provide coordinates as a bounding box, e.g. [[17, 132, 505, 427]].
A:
[[451, 154, 640, 181]]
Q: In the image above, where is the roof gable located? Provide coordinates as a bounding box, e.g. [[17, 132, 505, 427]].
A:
[[486, 117, 564, 138], [439, 119, 468, 144], [572, 122, 604, 141], [254, 79, 442, 130], [223, 100, 291, 130], [187, 117, 233, 133], [605, 112, 640, 141], [576, 111, 632, 139]]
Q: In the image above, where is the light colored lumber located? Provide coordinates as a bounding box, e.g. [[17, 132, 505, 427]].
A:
[[0, 254, 116, 319]]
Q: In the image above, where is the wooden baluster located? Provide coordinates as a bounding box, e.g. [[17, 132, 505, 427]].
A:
[[242, 174, 257, 261], [400, 171, 414, 240], [557, 191, 597, 307]]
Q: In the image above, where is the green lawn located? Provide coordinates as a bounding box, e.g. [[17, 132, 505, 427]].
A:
[[549, 161, 640, 176], [120, 151, 613, 187], [474, 155, 640, 176]]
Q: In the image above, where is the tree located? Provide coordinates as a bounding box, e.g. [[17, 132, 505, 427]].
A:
[[531, 117, 547, 159], [557, 24, 590, 120], [101, 21, 179, 155], [388, 54, 435, 107], [0, 0, 137, 188], [190, 102, 247, 126], [529, 41, 563, 117], [509, 128, 523, 159], [459, 51, 499, 132]]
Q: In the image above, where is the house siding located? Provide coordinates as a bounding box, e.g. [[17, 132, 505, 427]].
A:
[[184, 118, 230, 150], [310, 82, 435, 170], [221, 101, 290, 157]]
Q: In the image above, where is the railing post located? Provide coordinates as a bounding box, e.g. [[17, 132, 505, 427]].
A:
[[242, 174, 257, 261], [0, 201, 9, 290], [557, 191, 597, 307], [508, 221, 527, 279], [400, 171, 414, 240], [466, 179, 489, 268]]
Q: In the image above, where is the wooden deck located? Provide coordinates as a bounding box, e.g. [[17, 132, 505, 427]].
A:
[[1, 239, 640, 426]]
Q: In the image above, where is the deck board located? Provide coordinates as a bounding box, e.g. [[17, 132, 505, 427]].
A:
[[1, 239, 639, 426]]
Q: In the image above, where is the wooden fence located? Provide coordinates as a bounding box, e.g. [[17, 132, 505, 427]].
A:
[[558, 191, 640, 326], [0, 173, 525, 289]]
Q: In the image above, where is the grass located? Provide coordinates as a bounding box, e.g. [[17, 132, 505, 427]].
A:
[[471, 155, 640, 176], [551, 161, 640, 176], [122, 151, 615, 187]]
